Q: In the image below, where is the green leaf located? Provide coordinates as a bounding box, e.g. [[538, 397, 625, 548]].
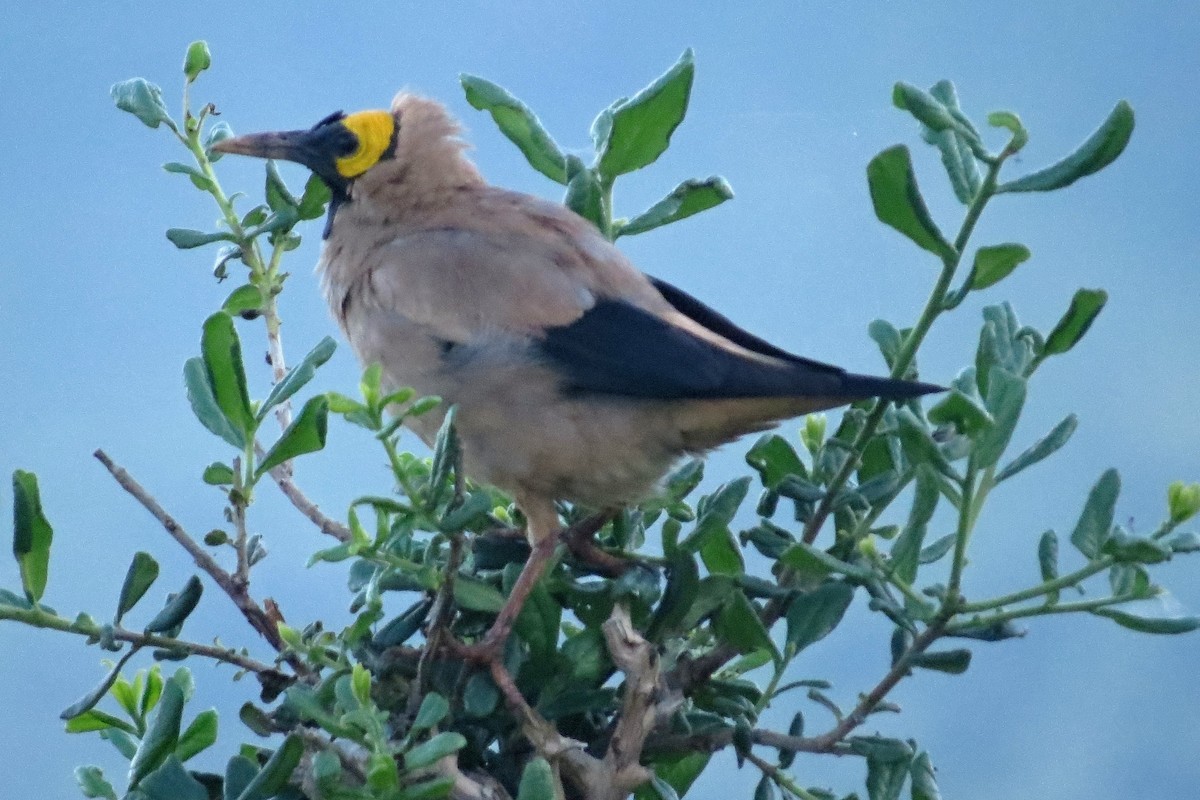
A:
[[139, 756, 208, 800], [75, 766, 118, 800], [617, 176, 734, 237], [222, 284, 265, 318], [635, 753, 709, 800], [919, 534, 955, 565], [256, 395, 330, 476], [997, 101, 1134, 193], [909, 751, 942, 800], [563, 156, 605, 231], [699, 525, 744, 575], [745, 434, 806, 489], [1093, 598, 1200, 635], [111, 78, 171, 129], [265, 160, 298, 214], [1038, 530, 1060, 603], [921, 80, 983, 204], [257, 337, 338, 422], [1168, 481, 1200, 524], [12, 469, 53, 602], [647, 550, 700, 641], [201, 313, 254, 439], [684, 477, 751, 552], [927, 387, 993, 437], [202, 462, 235, 486], [116, 552, 160, 624], [995, 414, 1077, 483], [184, 358, 245, 448], [785, 581, 855, 654], [129, 678, 184, 787], [893, 82, 964, 136], [411, 692, 449, 733], [1042, 289, 1107, 357], [176, 709, 218, 761], [166, 228, 237, 249], [972, 367, 1026, 469], [223, 756, 259, 800], [891, 466, 939, 585], [596, 49, 695, 179], [234, 734, 303, 800], [895, 408, 953, 476], [714, 590, 777, 659], [460, 75, 568, 184], [453, 576, 506, 613], [868, 319, 903, 370], [205, 122, 234, 161], [399, 776, 457, 799], [144, 575, 204, 634], [404, 732, 466, 771], [373, 598, 433, 649], [970, 244, 1031, 291], [1102, 530, 1172, 565], [183, 41, 211, 83], [297, 174, 333, 220], [778, 541, 871, 581], [64, 709, 137, 735], [429, 406, 460, 507], [515, 758, 556, 800], [867, 749, 912, 800], [1070, 469, 1120, 559], [910, 649, 971, 674], [867, 145, 955, 261], [987, 110, 1029, 153], [462, 672, 500, 718], [163, 162, 215, 192]]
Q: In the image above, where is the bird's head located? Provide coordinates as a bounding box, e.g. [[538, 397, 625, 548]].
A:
[[210, 108, 397, 196], [210, 94, 480, 207]]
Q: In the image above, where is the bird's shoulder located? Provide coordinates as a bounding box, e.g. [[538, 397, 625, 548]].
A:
[[337, 186, 668, 338]]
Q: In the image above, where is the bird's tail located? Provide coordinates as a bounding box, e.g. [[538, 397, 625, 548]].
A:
[[834, 372, 944, 402]]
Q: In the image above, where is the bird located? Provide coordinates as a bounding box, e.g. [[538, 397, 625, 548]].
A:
[[212, 93, 942, 546]]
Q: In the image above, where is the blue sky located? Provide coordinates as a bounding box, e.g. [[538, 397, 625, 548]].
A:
[[2, 3, 1198, 798]]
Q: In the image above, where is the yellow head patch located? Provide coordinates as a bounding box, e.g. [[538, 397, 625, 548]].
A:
[[335, 110, 397, 178]]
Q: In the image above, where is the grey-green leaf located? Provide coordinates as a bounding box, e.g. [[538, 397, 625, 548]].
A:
[[617, 177, 733, 237], [234, 734, 303, 800], [515, 758, 556, 800], [785, 581, 854, 654], [910, 648, 971, 674], [256, 395, 329, 477], [563, 156, 606, 231], [1038, 530, 1060, 604], [184, 358, 246, 448], [75, 766, 118, 800], [257, 337, 337, 422], [972, 366, 1026, 469], [411, 692, 449, 733], [461, 75, 568, 184], [970, 244, 1031, 291], [12, 469, 53, 603], [922, 80, 983, 204], [1042, 289, 1107, 357], [997, 101, 1134, 193], [909, 751, 942, 800], [60, 646, 140, 721], [166, 228, 237, 249], [144, 576, 204, 634], [596, 49, 695, 179], [128, 678, 184, 787], [995, 414, 1077, 483], [1093, 597, 1200, 635], [116, 552, 160, 624], [867, 145, 955, 261], [1070, 469, 1120, 559], [404, 732, 467, 771], [112, 78, 171, 129], [138, 756, 208, 800], [222, 284, 265, 318]]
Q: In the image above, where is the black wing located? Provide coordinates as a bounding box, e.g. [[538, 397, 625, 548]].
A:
[[539, 277, 940, 401]]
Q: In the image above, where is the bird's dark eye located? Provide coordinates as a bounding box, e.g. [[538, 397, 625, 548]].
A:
[[312, 110, 347, 130]]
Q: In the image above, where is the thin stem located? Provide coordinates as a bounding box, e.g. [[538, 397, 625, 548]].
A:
[[0, 604, 275, 674], [745, 751, 823, 800], [945, 459, 978, 606], [960, 556, 1113, 613], [948, 593, 1137, 633]]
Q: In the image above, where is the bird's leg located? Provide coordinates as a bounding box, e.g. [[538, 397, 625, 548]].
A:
[[454, 497, 562, 663]]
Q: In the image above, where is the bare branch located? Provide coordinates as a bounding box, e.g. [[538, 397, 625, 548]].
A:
[[601, 604, 660, 792], [258, 444, 352, 542]]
